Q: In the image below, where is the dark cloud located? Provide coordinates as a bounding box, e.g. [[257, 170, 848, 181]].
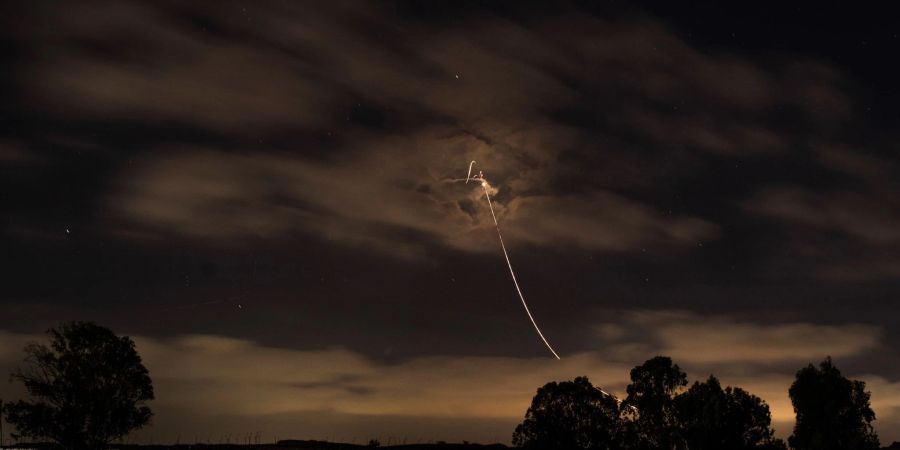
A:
[[744, 141, 900, 280], [748, 186, 900, 245], [6, 1, 856, 258], [106, 145, 718, 257]]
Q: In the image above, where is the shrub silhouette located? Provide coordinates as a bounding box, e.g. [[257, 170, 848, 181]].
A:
[[674, 375, 785, 450], [788, 357, 879, 450], [2, 321, 154, 450], [512, 376, 625, 449]]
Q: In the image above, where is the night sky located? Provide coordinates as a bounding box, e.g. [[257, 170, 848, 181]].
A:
[[2, 1, 900, 445]]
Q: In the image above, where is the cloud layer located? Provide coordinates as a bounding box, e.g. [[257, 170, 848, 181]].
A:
[[5, 1, 897, 282], [5, 1, 866, 263]]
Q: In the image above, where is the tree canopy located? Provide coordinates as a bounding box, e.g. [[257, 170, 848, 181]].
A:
[[674, 375, 784, 450], [513, 357, 795, 450], [513, 376, 625, 449], [2, 321, 154, 450], [788, 357, 879, 450], [622, 356, 688, 449]]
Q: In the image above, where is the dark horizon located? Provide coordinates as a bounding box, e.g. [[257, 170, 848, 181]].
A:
[[2, 1, 900, 446]]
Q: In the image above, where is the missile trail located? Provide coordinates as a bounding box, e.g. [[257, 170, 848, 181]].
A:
[[468, 165, 561, 360], [598, 388, 637, 412]]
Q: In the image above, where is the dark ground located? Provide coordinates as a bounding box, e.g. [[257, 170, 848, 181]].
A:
[[5, 440, 900, 449], [2, 441, 510, 450]]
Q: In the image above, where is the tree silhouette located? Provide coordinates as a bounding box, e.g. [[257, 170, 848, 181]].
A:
[[512, 376, 625, 449], [622, 356, 688, 449], [2, 321, 154, 450], [788, 357, 879, 450], [674, 375, 785, 450]]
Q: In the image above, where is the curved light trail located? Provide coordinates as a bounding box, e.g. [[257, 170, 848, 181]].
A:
[[465, 162, 561, 360]]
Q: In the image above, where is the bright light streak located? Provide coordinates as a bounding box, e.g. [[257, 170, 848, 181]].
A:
[[463, 161, 561, 360]]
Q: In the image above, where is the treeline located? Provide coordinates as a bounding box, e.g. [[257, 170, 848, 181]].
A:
[[512, 356, 879, 450], [0, 323, 884, 450]]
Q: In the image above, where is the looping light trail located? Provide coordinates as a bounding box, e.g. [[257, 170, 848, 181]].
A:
[[464, 161, 561, 360]]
